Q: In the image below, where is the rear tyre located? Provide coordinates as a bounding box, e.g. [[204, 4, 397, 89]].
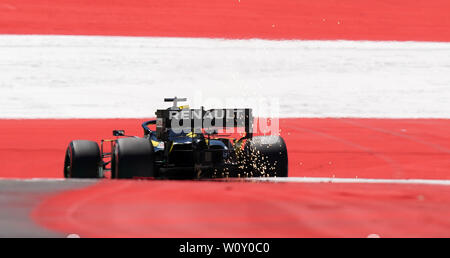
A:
[[112, 137, 155, 179], [64, 140, 100, 178], [244, 136, 288, 177]]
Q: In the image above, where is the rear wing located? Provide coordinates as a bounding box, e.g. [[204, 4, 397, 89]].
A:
[[155, 108, 253, 140]]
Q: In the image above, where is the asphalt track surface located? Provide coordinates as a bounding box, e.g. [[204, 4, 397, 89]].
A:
[[1, 0, 450, 237], [0, 179, 94, 237]]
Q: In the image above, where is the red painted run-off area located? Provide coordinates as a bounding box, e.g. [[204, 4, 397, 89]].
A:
[[1, 118, 450, 180], [1, 0, 450, 42], [2, 118, 450, 237], [5, 118, 444, 237], [32, 179, 450, 237]]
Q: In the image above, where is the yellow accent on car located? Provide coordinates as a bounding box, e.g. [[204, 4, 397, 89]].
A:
[[151, 140, 160, 147], [186, 132, 197, 138], [179, 105, 190, 110]]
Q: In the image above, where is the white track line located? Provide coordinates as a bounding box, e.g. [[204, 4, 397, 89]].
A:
[[2, 177, 450, 186], [248, 177, 450, 186]]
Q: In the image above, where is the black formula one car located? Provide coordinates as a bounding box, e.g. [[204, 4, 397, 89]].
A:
[[64, 97, 288, 179]]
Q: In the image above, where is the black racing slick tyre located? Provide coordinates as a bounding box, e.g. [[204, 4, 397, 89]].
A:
[[244, 136, 288, 177], [112, 137, 155, 179], [64, 140, 101, 178]]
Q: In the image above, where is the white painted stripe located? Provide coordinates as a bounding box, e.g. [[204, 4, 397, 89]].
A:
[[0, 35, 450, 118], [248, 177, 450, 186], [2, 177, 450, 186]]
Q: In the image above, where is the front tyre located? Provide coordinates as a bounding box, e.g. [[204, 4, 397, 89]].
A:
[[64, 140, 101, 178], [112, 137, 155, 179]]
